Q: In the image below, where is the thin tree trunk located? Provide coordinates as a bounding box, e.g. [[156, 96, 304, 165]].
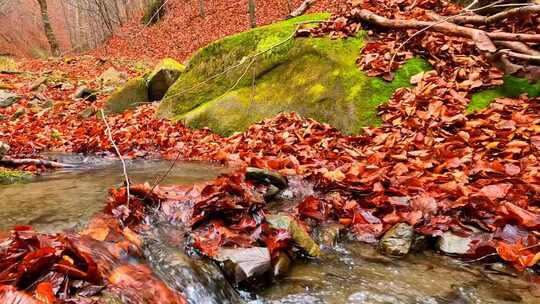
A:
[[36, 0, 60, 56], [248, 0, 256, 28], [198, 0, 205, 18]]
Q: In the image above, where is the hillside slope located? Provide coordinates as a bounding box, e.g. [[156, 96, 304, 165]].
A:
[[93, 0, 341, 61]]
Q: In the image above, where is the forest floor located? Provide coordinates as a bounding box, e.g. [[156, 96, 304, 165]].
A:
[[1, 0, 540, 303]]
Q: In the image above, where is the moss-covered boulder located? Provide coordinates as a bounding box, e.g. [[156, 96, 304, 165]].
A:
[[105, 77, 149, 113], [158, 14, 430, 136], [147, 58, 185, 101]]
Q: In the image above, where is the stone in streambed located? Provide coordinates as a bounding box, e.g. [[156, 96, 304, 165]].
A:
[[436, 231, 473, 255], [0, 90, 20, 108], [147, 58, 184, 101], [314, 223, 343, 248], [266, 214, 320, 257], [246, 167, 288, 189], [216, 247, 271, 283], [379, 223, 415, 257]]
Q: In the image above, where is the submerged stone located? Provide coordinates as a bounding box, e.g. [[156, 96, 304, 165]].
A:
[[246, 167, 288, 189], [266, 214, 320, 257], [216, 247, 271, 283], [143, 236, 242, 303], [0, 90, 20, 108], [314, 223, 343, 248], [147, 58, 185, 101], [105, 77, 149, 113], [379, 223, 415, 257]]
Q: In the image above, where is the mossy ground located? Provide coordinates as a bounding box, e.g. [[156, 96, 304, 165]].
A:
[[0, 168, 33, 184], [159, 14, 430, 136], [468, 76, 540, 112]]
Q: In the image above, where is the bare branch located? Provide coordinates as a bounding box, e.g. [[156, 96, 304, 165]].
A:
[[446, 4, 540, 25]]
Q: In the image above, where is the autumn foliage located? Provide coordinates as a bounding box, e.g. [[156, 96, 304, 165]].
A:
[[1, 0, 540, 302]]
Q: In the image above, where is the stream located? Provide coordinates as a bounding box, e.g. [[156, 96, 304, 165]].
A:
[[0, 157, 538, 303]]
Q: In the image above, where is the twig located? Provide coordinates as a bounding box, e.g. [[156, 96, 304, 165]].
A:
[[100, 108, 130, 208], [0, 156, 75, 168], [465, 252, 499, 263], [447, 4, 540, 25]]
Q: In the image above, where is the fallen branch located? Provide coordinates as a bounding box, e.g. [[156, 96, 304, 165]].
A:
[[100, 108, 130, 208], [355, 9, 540, 43], [446, 4, 540, 25], [287, 0, 316, 19], [494, 40, 540, 56], [498, 49, 540, 63], [0, 70, 23, 75], [0, 156, 75, 168]]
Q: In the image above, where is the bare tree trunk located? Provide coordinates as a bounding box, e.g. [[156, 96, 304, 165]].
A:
[[198, 0, 205, 18], [36, 0, 60, 56], [248, 0, 257, 28]]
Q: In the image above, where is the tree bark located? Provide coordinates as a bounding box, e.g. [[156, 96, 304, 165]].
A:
[[36, 0, 60, 56], [288, 0, 316, 19], [248, 0, 257, 28], [199, 0, 205, 18]]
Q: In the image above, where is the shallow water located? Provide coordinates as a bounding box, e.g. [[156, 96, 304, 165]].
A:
[[254, 243, 539, 304], [0, 157, 228, 232], [1, 157, 538, 303]]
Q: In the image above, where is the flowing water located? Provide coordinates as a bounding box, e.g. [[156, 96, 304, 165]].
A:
[[0, 156, 538, 303], [0, 155, 228, 232]]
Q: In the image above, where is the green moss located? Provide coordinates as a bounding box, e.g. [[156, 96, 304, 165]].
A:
[[0, 56, 17, 71], [105, 77, 149, 113], [147, 58, 185, 101], [160, 14, 430, 136], [468, 76, 540, 112], [0, 169, 33, 184]]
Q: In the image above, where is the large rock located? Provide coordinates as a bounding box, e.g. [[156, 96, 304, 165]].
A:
[[378, 223, 415, 257], [0, 90, 20, 108], [105, 77, 149, 113], [158, 14, 430, 136], [266, 214, 320, 257], [147, 58, 185, 101], [215, 247, 271, 283]]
